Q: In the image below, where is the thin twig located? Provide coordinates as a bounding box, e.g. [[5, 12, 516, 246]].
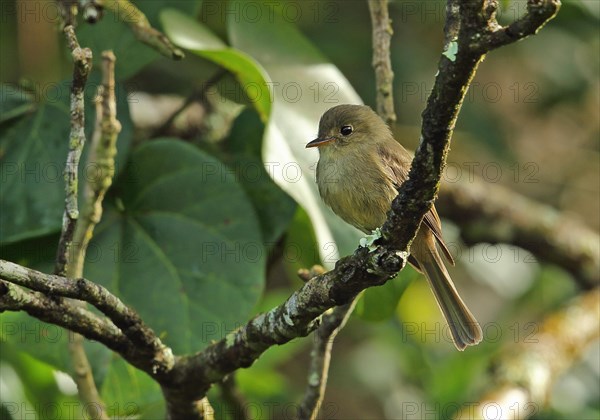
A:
[[219, 374, 248, 420], [65, 51, 121, 420], [453, 288, 600, 419], [368, 0, 396, 125], [153, 69, 228, 137], [69, 333, 106, 418], [55, 26, 92, 277], [57, 26, 109, 419], [298, 300, 357, 420], [69, 51, 121, 277], [103, 0, 184, 60]]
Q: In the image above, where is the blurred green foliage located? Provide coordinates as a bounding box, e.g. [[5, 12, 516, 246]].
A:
[[0, 0, 598, 419]]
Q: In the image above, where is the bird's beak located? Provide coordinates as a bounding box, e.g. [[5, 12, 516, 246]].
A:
[[306, 136, 335, 148]]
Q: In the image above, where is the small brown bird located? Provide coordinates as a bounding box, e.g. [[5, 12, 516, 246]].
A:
[[307, 104, 482, 351]]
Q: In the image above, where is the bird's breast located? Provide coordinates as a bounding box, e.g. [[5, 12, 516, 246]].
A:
[[316, 152, 397, 233]]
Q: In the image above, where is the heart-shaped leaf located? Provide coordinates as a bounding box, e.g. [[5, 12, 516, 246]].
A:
[[84, 140, 265, 353]]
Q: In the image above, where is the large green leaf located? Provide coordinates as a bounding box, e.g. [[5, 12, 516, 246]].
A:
[[227, 0, 364, 266], [84, 140, 265, 354], [160, 9, 272, 122], [0, 77, 133, 245]]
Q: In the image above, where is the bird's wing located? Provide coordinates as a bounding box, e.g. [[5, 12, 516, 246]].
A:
[[377, 142, 455, 266]]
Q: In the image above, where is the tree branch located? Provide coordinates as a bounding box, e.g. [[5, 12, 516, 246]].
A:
[[2, 50, 168, 378], [455, 288, 600, 419], [438, 177, 600, 288], [103, 0, 184, 60], [56, 25, 109, 418], [0, 280, 129, 351], [473, 0, 563, 53], [219, 374, 248, 420], [0, 259, 173, 374], [55, 25, 92, 277], [298, 300, 357, 420], [69, 51, 121, 277], [64, 53, 121, 403], [368, 0, 396, 125]]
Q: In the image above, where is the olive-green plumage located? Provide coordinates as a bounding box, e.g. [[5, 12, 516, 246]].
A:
[[307, 104, 482, 351]]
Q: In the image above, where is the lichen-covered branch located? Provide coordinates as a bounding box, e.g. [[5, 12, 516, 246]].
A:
[[381, 0, 560, 249], [454, 288, 600, 419], [0, 259, 172, 372], [55, 26, 109, 418], [438, 177, 599, 288], [103, 0, 184, 60], [368, 0, 396, 125], [55, 25, 92, 277], [66, 51, 120, 420], [0, 280, 129, 350], [69, 51, 121, 277]]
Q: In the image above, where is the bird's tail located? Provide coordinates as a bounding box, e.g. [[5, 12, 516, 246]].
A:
[[420, 250, 483, 351]]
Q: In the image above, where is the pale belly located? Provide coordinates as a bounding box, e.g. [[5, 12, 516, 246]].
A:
[[316, 156, 397, 233]]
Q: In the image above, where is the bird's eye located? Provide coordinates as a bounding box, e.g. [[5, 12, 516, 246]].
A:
[[340, 125, 353, 136]]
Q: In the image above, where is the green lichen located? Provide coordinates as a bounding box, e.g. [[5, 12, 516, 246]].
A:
[[443, 40, 458, 62], [359, 228, 382, 252]]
